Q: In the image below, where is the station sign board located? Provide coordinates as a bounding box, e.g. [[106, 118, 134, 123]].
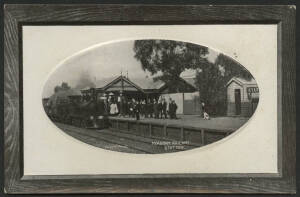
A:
[[247, 87, 259, 100]]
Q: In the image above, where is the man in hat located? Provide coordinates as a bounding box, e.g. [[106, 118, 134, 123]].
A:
[[162, 98, 167, 119], [134, 100, 140, 120]]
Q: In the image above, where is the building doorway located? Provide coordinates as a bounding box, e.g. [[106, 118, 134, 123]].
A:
[[234, 89, 241, 115], [251, 98, 259, 114]]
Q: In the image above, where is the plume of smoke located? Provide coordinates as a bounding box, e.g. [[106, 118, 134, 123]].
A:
[[75, 70, 96, 89]]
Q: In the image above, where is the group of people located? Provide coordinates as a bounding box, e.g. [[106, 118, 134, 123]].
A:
[[108, 97, 178, 120]]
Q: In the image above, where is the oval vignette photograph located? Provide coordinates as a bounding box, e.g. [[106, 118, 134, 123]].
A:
[[42, 39, 260, 154]]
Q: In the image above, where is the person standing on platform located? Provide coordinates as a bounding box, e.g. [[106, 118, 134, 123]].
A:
[[148, 99, 153, 118], [128, 100, 133, 118], [103, 98, 109, 115], [201, 102, 205, 116], [172, 100, 178, 119], [110, 101, 119, 116], [162, 98, 167, 119], [122, 97, 127, 117], [134, 100, 140, 120], [153, 99, 159, 119], [144, 99, 149, 118], [124, 99, 128, 117], [140, 99, 146, 118], [131, 98, 136, 118], [158, 99, 163, 119], [168, 98, 173, 119], [117, 96, 121, 116], [201, 102, 210, 120]]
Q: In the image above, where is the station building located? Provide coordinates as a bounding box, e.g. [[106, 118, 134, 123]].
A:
[[81, 75, 201, 115], [226, 77, 259, 117]]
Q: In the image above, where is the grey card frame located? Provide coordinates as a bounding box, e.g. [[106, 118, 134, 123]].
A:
[[4, 4, 296, 194]]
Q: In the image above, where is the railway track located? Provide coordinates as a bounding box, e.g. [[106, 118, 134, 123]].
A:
[[55, 122, 199, 154]]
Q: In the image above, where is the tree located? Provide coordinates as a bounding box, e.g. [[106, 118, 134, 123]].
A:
[[194, 62, 227, 115], [133, 40, 209, 87], [194, 53, 253, 115], [134, 40, 254, 116], [195, 62, 224, 104], [214, 53, 252, 82]]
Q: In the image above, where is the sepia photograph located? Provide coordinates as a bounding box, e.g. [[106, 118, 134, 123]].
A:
[[22, 24, 277, 176], [42, 39, 259, 154], [4, 4, 295, 194]]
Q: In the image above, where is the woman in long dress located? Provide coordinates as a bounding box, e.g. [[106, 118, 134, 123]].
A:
[[110, 101, 119, 116]]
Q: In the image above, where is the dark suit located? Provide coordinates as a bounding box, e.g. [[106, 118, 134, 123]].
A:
[[134, 103, 140, 120], [162, 101, 167, 118], [153, 103, 159, 119], [148, 102, 153, 118], [158, 102, 163, 119], [170, 102, 178, 119]]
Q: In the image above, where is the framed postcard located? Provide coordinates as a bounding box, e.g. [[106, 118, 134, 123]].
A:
[[3, 4, 296, 194]]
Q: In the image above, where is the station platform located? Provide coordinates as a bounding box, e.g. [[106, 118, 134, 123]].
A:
[[108, 115, 250, 147], [54, 115, 250, 154], [108, 114, 249, 131]]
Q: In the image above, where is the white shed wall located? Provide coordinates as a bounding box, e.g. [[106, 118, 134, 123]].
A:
[[161, 93, 184, 114], [227, 81, 243, 102]]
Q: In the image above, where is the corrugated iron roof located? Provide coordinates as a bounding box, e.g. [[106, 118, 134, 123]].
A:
[[94, 75, 197, 91], [181, 77, 197, 88], [234, 77, 257, 85], [226, 77, 257, 87], [95, 76, 116, 89], [95, 76, 165, 90]]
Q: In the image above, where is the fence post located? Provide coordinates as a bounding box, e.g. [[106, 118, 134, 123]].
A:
[[137, 121, 140, 135], [116, 119, 119, 130], [163, 125, 167, 137], [149, 123, 152, 137], [201, 129, 205, 145], [181, 127, 185, 141]]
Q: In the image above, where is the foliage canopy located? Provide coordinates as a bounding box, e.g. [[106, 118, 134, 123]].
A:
[[134, 40, 253, 115]]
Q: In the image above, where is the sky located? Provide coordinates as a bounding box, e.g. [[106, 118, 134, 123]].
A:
[[42, 40, 219, 98]]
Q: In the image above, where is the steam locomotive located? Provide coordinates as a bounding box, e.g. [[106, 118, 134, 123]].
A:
[[44, 88, 109, 129]]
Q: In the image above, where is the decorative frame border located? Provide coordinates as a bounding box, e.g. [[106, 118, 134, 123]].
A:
[[3, 4, 296, 193]]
